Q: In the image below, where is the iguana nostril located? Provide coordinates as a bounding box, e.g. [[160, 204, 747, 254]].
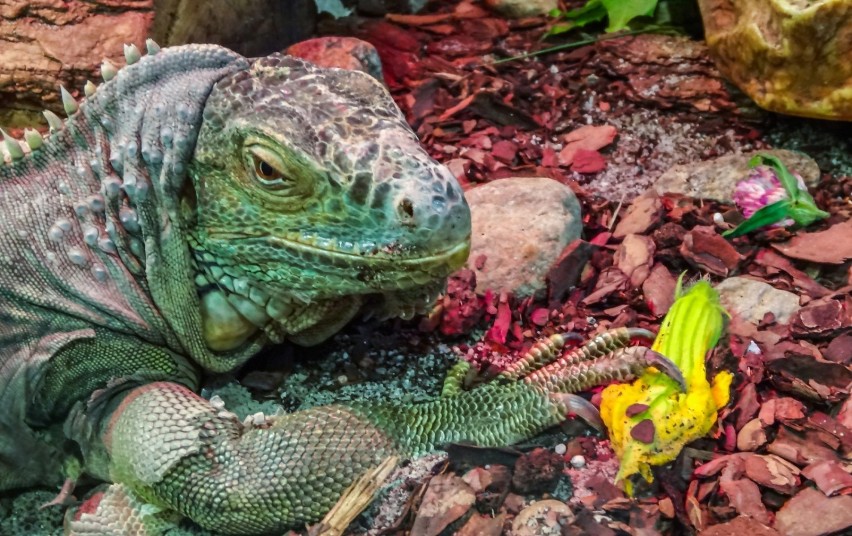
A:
[[397, 198, 414, 221]]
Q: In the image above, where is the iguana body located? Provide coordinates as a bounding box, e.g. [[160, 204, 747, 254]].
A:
[[0, 43, 683, 535]]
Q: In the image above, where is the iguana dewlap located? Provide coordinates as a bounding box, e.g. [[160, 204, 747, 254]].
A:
[[0, 42, 684, 535]]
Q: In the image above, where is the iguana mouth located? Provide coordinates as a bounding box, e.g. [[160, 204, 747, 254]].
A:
[[193, 273, 443, 352], [188, 236, 457, 352], [205, 231, 470, 271]]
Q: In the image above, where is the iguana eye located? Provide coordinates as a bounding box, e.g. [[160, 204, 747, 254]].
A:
[[255, 158, 279, 180], [251, 154, 286, 188], [244, 144, 293, 190]]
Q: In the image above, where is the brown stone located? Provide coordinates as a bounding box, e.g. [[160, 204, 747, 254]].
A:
[[698, 0, 852, 120]]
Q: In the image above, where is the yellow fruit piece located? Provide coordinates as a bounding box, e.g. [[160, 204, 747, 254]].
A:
[[600, 278, 733, 491]]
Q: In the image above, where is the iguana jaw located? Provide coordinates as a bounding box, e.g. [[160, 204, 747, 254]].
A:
[[195, 271, 450, 352], [191, 236, 465, 351]]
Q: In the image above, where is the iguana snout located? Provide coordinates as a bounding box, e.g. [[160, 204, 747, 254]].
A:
[[185, 54, 470, 352]]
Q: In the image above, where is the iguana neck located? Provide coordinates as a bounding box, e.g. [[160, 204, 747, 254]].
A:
[[0, 45, 253, 369]]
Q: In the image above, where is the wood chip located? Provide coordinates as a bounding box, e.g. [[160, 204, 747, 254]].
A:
[[410, 474, 476, 536], [772, 219, 852, 264]]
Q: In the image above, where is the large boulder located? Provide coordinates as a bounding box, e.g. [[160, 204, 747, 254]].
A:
[[464, 177, 582, 298], [698, 0, 852, 121]]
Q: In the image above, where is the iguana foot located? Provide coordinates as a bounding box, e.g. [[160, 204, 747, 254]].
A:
[[440, 327, 686, 431]]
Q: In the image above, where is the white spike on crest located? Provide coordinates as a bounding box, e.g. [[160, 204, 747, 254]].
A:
[[43, 110, 63, 132], [24, 129, 43, 150], [1, 129, 24, 161], [101, 59, 117, 82], [145, 38, 161, 55], [59, 86, 78, 116], [84, 80, 97, 98], [124, 44, 141, 65]]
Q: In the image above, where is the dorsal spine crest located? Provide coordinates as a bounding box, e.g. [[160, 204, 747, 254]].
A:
[[2, 40, 164, 167]]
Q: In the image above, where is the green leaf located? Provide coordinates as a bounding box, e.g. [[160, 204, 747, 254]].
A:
[[746, 153, 829, 229], [723, 200, 792, 238], [750, 154, 801, 201], [545, 1, 607, 37], [564, 0, 603, 18], [788, 191, 830, 227], [564, 0, 608, 26], [313, 0, 351, 18], [602, 0, 658, 32], [545, 23, 579, 37]]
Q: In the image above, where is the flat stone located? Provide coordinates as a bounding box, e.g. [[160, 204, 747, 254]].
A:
[[653, 149, 819, 202], [715, 277, 800, 325], [465, 177, 582, 298]]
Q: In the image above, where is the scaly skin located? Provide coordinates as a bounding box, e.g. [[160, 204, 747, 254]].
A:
[[0, 42, 683, 535]]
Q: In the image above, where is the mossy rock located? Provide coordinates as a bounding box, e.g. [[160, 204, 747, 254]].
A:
[[698, 0, 852, 121]]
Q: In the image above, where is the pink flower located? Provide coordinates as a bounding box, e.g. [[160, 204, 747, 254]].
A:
[[732, 165, 806, 227]]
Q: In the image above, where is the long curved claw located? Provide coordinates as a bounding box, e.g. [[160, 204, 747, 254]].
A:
[[643, 349, 686, 392], [551, 393, 603, 432], [625, 327, 656, 344]]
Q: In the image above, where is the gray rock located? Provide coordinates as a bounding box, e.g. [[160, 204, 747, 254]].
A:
[[715, 277, 801, 325], [653, 149, 820, 202], [465, 177, 582, 298], [483, 0, 558, 18]]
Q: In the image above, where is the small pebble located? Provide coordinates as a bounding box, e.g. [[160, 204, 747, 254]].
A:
[[570, 455, 586, 468], [554, 443, 567, 455]]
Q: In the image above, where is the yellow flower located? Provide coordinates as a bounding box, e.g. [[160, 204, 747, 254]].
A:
[[600, 278, 733, 492]]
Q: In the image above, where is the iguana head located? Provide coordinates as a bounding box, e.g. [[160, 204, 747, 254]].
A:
[[185, 55, 470, 352]]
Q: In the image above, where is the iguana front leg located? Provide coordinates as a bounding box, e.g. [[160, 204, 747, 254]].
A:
[[71, 381, 399, 535], [70, 331, 684, 535], [70, 381, 562, 535]]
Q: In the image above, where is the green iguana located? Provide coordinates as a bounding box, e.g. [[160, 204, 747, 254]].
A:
[[0, 41, 685, 535]]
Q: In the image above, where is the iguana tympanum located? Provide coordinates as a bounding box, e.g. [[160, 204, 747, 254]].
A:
[[0, 42, 684, 535]]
